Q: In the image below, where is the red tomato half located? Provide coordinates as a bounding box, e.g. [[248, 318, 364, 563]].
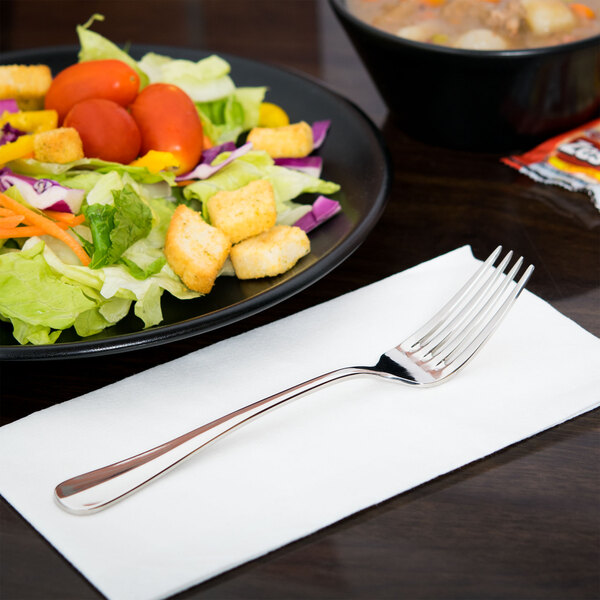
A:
[[45, 60, 140, 123], [130, 83, 203, 174], [64, 98, 141, 164]]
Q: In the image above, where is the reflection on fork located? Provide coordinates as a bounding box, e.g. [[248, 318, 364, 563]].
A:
[[55, 246, 534, 515]]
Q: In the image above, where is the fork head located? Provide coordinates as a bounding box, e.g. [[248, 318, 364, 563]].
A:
[[377, 247, 534, 386]]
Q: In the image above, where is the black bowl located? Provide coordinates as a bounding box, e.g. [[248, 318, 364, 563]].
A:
[[329, 0, 600, 152]]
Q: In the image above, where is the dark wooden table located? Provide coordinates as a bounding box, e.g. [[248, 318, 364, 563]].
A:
[[1, 1, 599, 598]]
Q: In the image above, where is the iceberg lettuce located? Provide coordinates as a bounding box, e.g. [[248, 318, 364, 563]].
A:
[[1, 232, 201, 344], [0, 242, 98, 343], [7, 157, 176, 190], [10, 317, 62, 346], [197, 87, 266, 144], [183, 150, 340, 220], [139, 53, 235, 102]]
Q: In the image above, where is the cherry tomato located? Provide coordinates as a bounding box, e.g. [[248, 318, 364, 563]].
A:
[[45, 60, 140, 123], [129, 83, 203, 175], [64, 98, 141, 164]]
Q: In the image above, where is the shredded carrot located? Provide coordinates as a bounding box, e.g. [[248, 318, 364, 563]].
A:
[[0, 220, 75, 238], [43, 211, 85, 226], [0, 226, 49, 238], [0, 192, 90, 265], [570, 3, 596, 19], [202, 133, 214, 150], [0, 215, 25, 228], [0, 207, 84, 226], [420, 0, 445, 5]]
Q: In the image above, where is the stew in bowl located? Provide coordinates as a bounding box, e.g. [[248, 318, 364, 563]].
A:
[[348, 0, 600, 50]]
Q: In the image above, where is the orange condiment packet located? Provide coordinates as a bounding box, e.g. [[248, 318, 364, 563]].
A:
[[502, 119, 600, 212]]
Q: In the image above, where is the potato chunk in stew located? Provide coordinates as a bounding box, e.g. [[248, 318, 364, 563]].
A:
[[349, 0, 600, 49], [454, 28, 509, 49], [521, 0, 576, 35]]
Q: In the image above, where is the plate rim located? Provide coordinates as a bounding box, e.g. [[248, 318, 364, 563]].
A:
[[0, 44, 392, 360]]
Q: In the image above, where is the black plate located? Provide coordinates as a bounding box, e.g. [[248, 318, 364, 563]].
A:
[[0, 45, 391, 360]]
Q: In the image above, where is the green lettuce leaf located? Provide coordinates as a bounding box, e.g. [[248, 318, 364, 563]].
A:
[[103, 185, 153, 263], [85, 203, 114, 266], [77, 14, 149, 87], [118, 195, 174, 278], [85, 183, 153, 268]]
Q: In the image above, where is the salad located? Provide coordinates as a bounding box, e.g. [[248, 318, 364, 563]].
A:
[[0, 16, 342, 346]]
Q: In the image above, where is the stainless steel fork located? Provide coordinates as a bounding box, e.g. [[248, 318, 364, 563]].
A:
[[55, 247, 533, 515]]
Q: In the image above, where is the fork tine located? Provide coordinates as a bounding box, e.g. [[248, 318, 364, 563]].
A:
[[422, 255, 522, 362], [401, 245, 503, 352], [415, 250, 515, 358], [431, 262, 534, 375]]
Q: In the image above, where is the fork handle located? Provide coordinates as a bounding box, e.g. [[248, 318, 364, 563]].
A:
[[55, 366, 374, 515]]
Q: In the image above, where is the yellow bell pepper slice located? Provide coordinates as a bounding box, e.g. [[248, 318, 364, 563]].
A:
[[0, 135, 35, 164], [0, 110, 58, 134], [258, 102, 290, 128], [129, 150, 180, 173]]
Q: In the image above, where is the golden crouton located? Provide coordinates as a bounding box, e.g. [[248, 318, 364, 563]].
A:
[[207, 179, 277, 244], [230, 225, 310, 280], [164, 205, 231, 294], [33, 127, 84, 163], [0, 65, 53, 110], [246, 121, 313, 158]]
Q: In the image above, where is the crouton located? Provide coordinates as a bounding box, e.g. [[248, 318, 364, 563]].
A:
[[0, 65, 52, 110], [230, 225, 310, 279], [246, 121, 313, 158], [207, 179, 277, 244], [33, 127, 84, 163], [164, 204, 231, 294]]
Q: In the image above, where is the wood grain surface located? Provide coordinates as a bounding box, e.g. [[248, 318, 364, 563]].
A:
[[1, 1, 598, 599]]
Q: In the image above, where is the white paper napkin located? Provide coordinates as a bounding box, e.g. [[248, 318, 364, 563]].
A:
[[1, 246, 599, 600]]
